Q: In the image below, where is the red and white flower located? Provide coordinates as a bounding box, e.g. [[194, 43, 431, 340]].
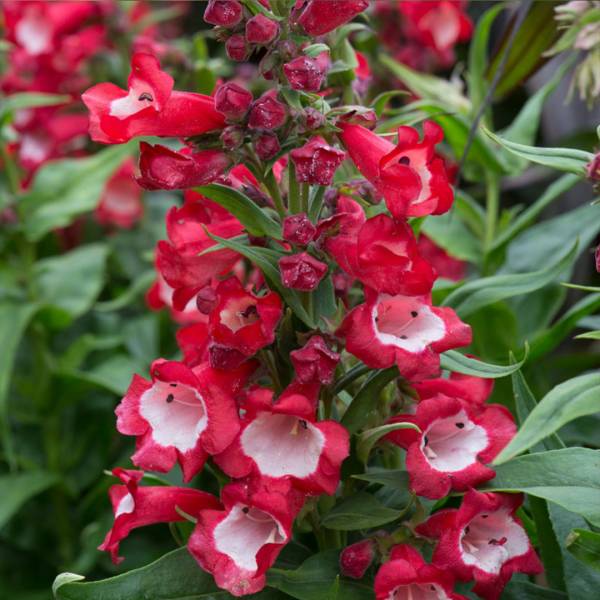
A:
[[417, 490, 543, 600], [386, 395, 516, 498], [338, 289, 471, 381], [82, 52, 224, 144], [338, 121, 453, 218], [215, 381, 349, 495], [414, 370, 494, 407], [374, 544, 467, 600], [116, 359, 251, 481], [99, 468, 220, 564], [188, 478, 303, 596]]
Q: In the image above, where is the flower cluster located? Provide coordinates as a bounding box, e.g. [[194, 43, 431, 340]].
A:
[[80, 2, 543, 598]]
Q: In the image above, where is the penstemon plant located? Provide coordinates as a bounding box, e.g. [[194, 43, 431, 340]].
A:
[[1, 2, 600, 600]]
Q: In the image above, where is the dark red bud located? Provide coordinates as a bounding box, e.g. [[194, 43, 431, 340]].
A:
[[248, 91, 287, 130], [303, 107, 326, 131], [253, 131, 281, 160], [278, 252, 328, 292], [587, 154, 600, 182], [290, 335, 340, 385], [283, 213, 317, 246], [283, 55, 327, 92], [215, 82, 253, 120], [220, 125, 245, 151], [290, 136, 345, 186], [339, 539, 375, 579], [196, 286, 217, 314], [297, 0, 369, 36], [596, 245, 600, 273], [225, 34, 248, 61], [246, 13, 279, 44], [204, 0, 243, 27]]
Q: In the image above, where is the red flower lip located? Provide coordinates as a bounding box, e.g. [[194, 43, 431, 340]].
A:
[[215, 381, 349, 495], [417, 490, 542, 600], [386, 395, 516, 499], [338, 289, 471, 381], [115, 359, 251, 481], [82, 52, 225, 144]]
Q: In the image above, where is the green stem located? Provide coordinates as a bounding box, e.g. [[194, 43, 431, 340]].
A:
[[1, 142, 20, 195], [288, 160, 300, 214], [484, 172, 499, 252], [300, 183, 310, 215], [308, 186, 326, 222], [264, 171, 286, 219], [259, 349, 282, 393]]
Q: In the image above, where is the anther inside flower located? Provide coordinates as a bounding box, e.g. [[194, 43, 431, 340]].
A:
[[219, 297, 260, 333], [386, 582, 451, 600]]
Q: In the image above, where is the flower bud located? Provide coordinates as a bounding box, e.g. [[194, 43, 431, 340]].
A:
[[278, 252, 327, 292], [220, 125, 245, 151], [246, 13, 279, 44], [290, 335, 340, 384], [215, 82, 253, 120], [254, 131, 281, 160], [283, 55, 327, 92], [587, 153, 600, 182], [225, 34, 248, 61], [297, 0, 369, 36], [596, 245, 600, 273], [204, 0, 243, 27], [283, 213, 317, 246], [248, 91, 287, 130], [196, 286, 217, 314], [302, 107, 326, 131], [339, 539, 375, 579], [290, 136, 345, 186]]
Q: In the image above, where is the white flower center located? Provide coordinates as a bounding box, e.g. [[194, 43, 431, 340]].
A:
[[219, 298, 259, 333], [387, 583, 450, 600], [460, 509, 530, 574], [373, 295, 445, 353], [421, 409, 488, 472], [214, 504, 286, 572], [115, 493, 135, 517], [110, 88, 155, 119], [139, 381, 207, 452], [15, 7, 53, 55], [241, 413, 325, 479]]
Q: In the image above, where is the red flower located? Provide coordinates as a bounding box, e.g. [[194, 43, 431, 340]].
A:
[[82, 53, 225, 144], [215, 381, 349, 495], [226, 34, 249, 61], [417, 234, 466, 282], [203, 0, 243, 27], [417, 491, 542, 600], [290, 335, 340, 385], [283, 212, 317, 246], [215, 82, 253, 121], [296, 0, 369, 36], [176, 322, 210, 368], [374, 544, 467, 600], [386, 395, 516, 499], [283, 55, 328, 92], [95, 158, 143, 229], [325, 206, 436, 296], [99, 468, 220, 564], [400, 1, 473, 68], [413, 371, 494, 407], [208, 277, 283, 360], [116, 359, 252, 481], [246, 14, 280, 45], [290, 136, 345, 186], [340, 539, 375, 579], [136, 142, 231, 190], [338, 289, 471, 381], [248, 90, 287, 130], [188, 478, 304, 596], [253, 131, 281, 160], [146, 273, 205, 324], [278, 252, 328, 292], [339, 121, 453, 218]]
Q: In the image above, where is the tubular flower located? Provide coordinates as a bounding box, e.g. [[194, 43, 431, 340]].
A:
[[296, 0, 369, 36], [208, 277, 283, 360], [417, 234, 466, 282], [156, 198, 243, 298], [290, 136, 345, 186], [338, 289, 471, 381], [136, 142, 231, 190], [338, 121, 454, 218], [99, 468, 220, 564], [417, 491, 543, 600], [95, 158, 143, 229], [290, 335, 340, 385], [386, 395, 516, 499], [374, 544, 467, 600], [278, 252, 328, 292], [82, 52, 225, 144], [413, 371, 494, 407], [188, 478, 304, 596], [215, 381, 349, 495], [340, 539, 376, 579], [115, 359, 252, 481], [325, 208, 437, 296]]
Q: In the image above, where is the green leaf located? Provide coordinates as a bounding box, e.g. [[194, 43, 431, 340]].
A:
[[34, 244, 109, 327], [352, 469, 411, 492], [440, 348, 527, 379], [482, 127, 593, 176], [19, 143, 136, 240], [566, 528, 600, 573], [95, 270, 155, 312], [321, 491, 403, 531], [341, 367, 398, 434], [0, 471, 59, 529], [356, 422, 420, 465], [303, 43, 330, 57], [195, 183, 282, 239], [443, 241, 578, 318], [576, 330, 600, 340], [269, 550, 372, 600], [53, 547, 285, 599], [501, 582, 567, 600], [495, 373, 600, 462], [205, 233, 314, 328], [371, 91, 410, 117], [0, 92, 70, 121], [486, 448, 600, 527]]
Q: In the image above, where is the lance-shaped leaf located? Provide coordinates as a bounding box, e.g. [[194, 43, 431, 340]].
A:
[[356, 422, 420, 465], [0, 92, 70, 121], [321, 492, 403, 531], [566, 529, 600, 573], [440, 347, 528, 379]]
